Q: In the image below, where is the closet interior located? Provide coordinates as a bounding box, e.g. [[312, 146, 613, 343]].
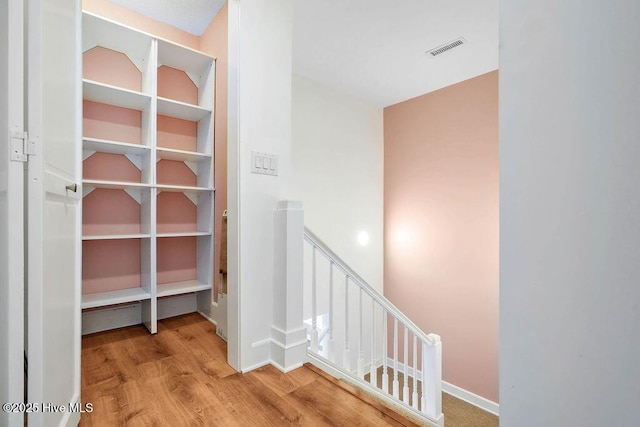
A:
[[80, 11, 215, 334]]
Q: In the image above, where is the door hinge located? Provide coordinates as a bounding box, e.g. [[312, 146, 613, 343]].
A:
[[10, 130, 36, 162]]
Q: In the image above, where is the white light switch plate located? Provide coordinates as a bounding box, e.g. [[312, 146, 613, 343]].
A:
[[251, 151, 278, 176]]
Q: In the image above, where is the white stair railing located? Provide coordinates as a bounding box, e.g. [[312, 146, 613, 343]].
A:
[[303, 228, 444, 426]]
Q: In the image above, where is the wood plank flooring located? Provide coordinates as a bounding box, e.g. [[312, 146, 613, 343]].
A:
[[80, 313, 421, 426]]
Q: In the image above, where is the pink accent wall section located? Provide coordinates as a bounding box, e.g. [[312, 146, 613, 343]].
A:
[[83, 152, 141, 183], [82, 0, 200, 51], [157, 193, 197, 233], [83, 100, 141, 144], [157, 66, 198, 105], [157, 115, 197, 151], [83, 46, 141, 91], [384, 70, 499, 403], [200, 3, 228, 295], [157, 237, 197, 284], [83, 189, 141, 236], [156, 160, 197, 187], [83, 239, 142, 294]]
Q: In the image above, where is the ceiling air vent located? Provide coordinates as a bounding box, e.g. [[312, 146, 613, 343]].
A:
[[426, 37, 467, 57]]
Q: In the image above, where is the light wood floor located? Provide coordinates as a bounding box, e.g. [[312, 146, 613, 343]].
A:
[[80, 313, 420, 426], [80, 313, 498, 426]]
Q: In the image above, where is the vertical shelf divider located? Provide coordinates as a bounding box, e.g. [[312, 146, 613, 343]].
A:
[[142, 38, 158, 334], [197, 59, 215, 315]]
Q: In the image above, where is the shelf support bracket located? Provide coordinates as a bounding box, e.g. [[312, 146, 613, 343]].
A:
[[124, 188, 143, 204], [184, 192, 198, 205]]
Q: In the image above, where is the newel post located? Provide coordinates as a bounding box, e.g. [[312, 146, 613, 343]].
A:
[[271, 201, 307, 372], [422, 333, 444, 426]]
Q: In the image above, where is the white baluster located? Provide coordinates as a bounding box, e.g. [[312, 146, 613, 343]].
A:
[[412, 334, 419, 410], [393, 317, 399, 399], [370, 298, 376, 387], [343, 276, 350, 372], [328, 261, 335, 363], [382, 309, 388, 393], [310, 246, 319, 352], [422, 334, 442, 422], [357, 288, 364, 378], [403, 326, 409, 404], [421, 339, 426, 413]]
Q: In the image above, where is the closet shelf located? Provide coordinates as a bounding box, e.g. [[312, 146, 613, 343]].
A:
[[157, 38, 214, 76], [157, 147, 212, 162], [82, 287, 151, 310], [83, 180, 153, 190], [83, 79, 151, 110], [83, 137, 150, 157], [82, 234, 151, 241], [157, 280, 211, 298], [157, 97, 211, 121], [83, 12, 153, 66], [157, 232, 212, 238], [156, 184, 214, 193]]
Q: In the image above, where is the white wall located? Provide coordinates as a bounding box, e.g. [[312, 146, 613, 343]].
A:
[[1, 0, 24, 424], [500, 1, 640, 426], [291, 74, 383, 291], [226, 0, 294, 371], [0, 0, 10, 416]]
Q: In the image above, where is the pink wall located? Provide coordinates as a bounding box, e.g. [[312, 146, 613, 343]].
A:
[[200, 4, 228, 296], [157, 66, 198, 104], [83, 100, 141, 144], [157, 237, 197, 284], [157, 193, 197, 234], [83, 46, 141, 91], [83, 239, 142, 294], [83, 189, 141, 236], [157, 115, 197, 151], [156, 160, 197, 187], [384, 70, 499, 402], [83, 152, 141, 183]]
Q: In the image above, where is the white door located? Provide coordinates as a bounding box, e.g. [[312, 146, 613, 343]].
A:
[[0, 0, 25, 425], [26, 0, 82, 425]]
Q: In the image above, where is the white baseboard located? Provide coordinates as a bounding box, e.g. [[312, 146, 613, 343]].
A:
[[82, 304, 142, 335], [385, 357, 499, 416], [442, 381, 499, 416], [198, 311, 218, 326], [240, 360, 271, 373], [157, 293, 197, 320], [214, 293, 228, 341], [62, 393, 81, 427], [207, 300, 219, 325], [83, 296, 216, 336], [271, 360, 304, 373]]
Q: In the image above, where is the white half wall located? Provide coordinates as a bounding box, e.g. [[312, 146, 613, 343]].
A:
[[500, 1, 640, 426], [292, 74, 383, 292], [226, 0, 294, 372]]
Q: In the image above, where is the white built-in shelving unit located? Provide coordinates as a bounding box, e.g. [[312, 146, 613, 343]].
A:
[[80, 11, 215, 334]]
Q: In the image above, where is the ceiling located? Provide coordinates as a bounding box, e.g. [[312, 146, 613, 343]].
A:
[[108, 0, 498, 107], [108, 0, 226, 36], [293, 0, 498, 107]]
